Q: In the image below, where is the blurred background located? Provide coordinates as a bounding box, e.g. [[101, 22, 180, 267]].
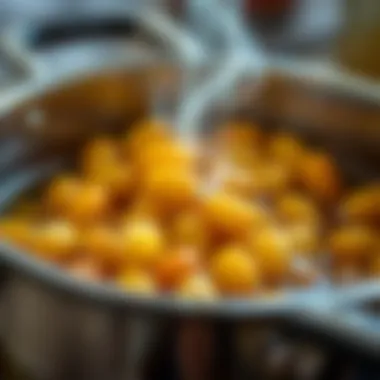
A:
[[0, 1, 379, 380], [0, 0, 360, 81], [0, 0, 378, 83]]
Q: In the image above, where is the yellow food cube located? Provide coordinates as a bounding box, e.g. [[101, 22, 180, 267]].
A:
[[210, 246, 259, 296]]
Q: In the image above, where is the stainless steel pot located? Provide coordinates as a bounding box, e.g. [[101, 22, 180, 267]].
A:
[[0, 12, 379, 380]]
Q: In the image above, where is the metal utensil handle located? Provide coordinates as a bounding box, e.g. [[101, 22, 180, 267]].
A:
[[0, 10, 204, 83]]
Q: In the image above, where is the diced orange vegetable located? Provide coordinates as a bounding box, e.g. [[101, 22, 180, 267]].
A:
[[210, 246, 259, 296], [33, 221, 78, 260], [340, 184, 380, 225], [329, 225, 376, 264], [298, 152, 341, 202], [118, 268, 156, 295], [144, 167, 198, 209], [178, 273, 216, 300], [82, 225, 123, 266], [203, 192, 267, 237], [277, 193, 319, 225], [121, 220, 164, 268], [251, 227, 293, 283], [155, 247, 200, 291]]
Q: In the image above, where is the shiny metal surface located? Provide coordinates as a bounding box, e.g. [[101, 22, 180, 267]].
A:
[[0, 16, 379, 380]]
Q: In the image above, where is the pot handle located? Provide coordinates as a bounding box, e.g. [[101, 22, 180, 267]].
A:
[[288, 283, 380, 360], [290, 309, 380, 362], [0, 10, 204, 83]]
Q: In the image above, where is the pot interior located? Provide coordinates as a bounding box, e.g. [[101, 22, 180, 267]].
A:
[[0, 64, 379, 313]]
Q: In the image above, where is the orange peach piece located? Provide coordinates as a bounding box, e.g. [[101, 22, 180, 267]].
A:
[[81, 225, 124, 266], [155, 247, 200, 291], [178, 273, 217, 300], [47, 177, 110, 223], [125, 119, 171, 158], [276, 193, 320, 225], [121, 220, 164, 268], [82, 137, 120, 176], [69, 182, 110, 224], [339, 184, 380, 225], [254, 162, 291, 198], [144, 168, 198, 209], [220, 165, 260, 199], [33, 221, 78, 260], [117, 268, 156, 296], [203, 192, 267, 237], [210, 246, 259, 296], [329, 225, 376, 264], [171, 211, 209, 251], [251, 227, 293, 283], [287, 223, 320, 256], [298, 152, 341, 202], [46, 176, 82, 214], [268, 133, 304, 169]]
